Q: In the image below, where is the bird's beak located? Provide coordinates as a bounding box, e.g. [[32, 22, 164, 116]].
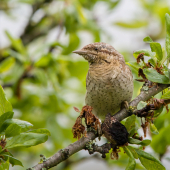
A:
[[73, 50, 87, 55]]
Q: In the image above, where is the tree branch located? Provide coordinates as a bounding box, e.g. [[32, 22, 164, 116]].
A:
[[30, 132, 96, 170], [30, 83, 170, 170], [114, 84, 169, 121]]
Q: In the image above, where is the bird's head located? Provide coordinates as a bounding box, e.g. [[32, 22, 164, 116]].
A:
[[73, 42, 123, 64]]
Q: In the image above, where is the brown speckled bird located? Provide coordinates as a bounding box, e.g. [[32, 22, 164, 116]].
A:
[[73, 42, 133, 121]]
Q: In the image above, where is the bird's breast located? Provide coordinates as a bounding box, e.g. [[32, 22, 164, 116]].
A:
[[85, 62, 133, 120]]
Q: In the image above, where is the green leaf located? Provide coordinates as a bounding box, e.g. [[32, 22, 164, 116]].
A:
[[0, 57, 15, 73], [153, 106, 163, 117], [48, 41, 64, 49], [5, 31, 27, 57], [27, 128, 51, 136], [0, 161, 9, 170], [165, 13, 170, 61], [5, 124, 21, 138], [142, 37, 163, 62], [163, 65, 170, 79], [126, 158, 136, 170], [5, 133, 48, 149], [134, 148, 165, 170], [165, 13, 170, 34], [33, 68, 47, 86], [115, 20, 147, 29], [148, 58, 156, 67], [18, 0, 35, 4], [123, 146, 136, 170], [7, 49, 26, 63], [166, 33, 170, 63], [34, 54, 52, 68], [150, 123, 159, 135], [0, 86, 13, 116], [0, 112, 14, 130], [127, 146, 138, 159], [143, 36, 153, 43], [2, 155, 23, 167], [128, 138, 151, 146], [161, 89, 170, 99], [62, 33, 80, 55], [151, 124, 170, 154], [133, 50, 156, 59], [125, 115, 136, 137], [143, 68, 170, 84], [0, 146, 2, 154], [126, 62, 140, 72], [1, 119, 33, 133], [137, 101, 147, 110], [123, 146, 132, 157], [75, 3, 87, 24], [108, 0, 120, 9], [150, 42, 163, 61]]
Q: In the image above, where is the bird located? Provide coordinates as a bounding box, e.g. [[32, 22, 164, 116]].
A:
[[73, 42, 133, 121]]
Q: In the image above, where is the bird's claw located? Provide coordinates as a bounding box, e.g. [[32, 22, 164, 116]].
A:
[[97, 124, 102, 140], [121, 101, 129, 111]]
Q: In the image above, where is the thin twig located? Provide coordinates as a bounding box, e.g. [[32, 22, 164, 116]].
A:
[[30, 132, 96, 170]]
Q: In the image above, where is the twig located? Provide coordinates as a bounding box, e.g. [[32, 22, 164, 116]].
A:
[[30, 132, 96, 170], [84, 142, 112, 158]]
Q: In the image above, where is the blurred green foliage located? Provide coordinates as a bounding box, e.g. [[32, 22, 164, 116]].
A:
[[0, 86, 50, 168], [0, 0, 170, 169]]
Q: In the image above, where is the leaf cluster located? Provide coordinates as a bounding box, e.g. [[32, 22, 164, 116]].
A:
[[0, 86, 50, 168], [122, 13, 170, 170]]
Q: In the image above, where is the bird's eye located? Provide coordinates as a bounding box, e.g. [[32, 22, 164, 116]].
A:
[[94, 47, 98, 51]]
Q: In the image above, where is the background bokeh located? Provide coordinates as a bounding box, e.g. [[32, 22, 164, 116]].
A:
[[0, 0, 170, 169]]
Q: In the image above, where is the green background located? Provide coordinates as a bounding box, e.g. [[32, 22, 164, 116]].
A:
[[0, 0, 170, 169]]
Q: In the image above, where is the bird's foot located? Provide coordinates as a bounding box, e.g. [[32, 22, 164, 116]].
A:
[[121, 101, 129, 110], [121, 101, 135, 115], [97, 123, 102, 140], [87, 123, 102, 140]]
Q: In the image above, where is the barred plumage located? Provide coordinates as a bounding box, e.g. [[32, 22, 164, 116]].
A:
[[73, 42, 133, 121]]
